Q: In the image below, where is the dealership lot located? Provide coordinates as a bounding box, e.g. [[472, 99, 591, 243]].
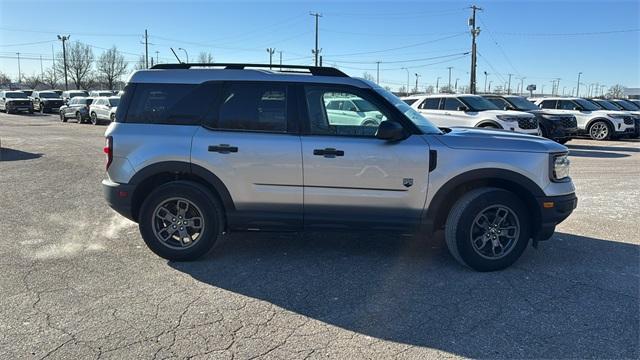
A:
[[0, 113, 638, 359]]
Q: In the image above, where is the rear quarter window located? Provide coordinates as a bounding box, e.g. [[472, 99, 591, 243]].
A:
[[123, 82, 220, 125]]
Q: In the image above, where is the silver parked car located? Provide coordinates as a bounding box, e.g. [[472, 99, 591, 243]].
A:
[[89, 96, 120, 125], [103, 63, 577, 271]]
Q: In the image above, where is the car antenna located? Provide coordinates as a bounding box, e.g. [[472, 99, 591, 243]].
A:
[[170, 48, 183, 64]]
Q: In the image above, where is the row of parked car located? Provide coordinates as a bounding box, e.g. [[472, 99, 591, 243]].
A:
[[0, 89, 121, 125], [401, 94, 640, 142]]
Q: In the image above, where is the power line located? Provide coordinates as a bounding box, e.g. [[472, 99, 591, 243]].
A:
[[0, 40, 57, 47], [324, 32, 466, 57], [324, 51, 469, 64], [478, 17, 520, 77], [494, 28, 640, 37]]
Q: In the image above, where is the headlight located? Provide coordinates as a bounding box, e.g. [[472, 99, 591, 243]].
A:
[[607, 113, 625, 119], [551, 153, 570, 182], [496, 115, 518, 121]]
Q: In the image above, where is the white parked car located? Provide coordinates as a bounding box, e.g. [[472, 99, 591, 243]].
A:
[[89, 96, 119, 125], [532, 97, 635, 140], [402, 94, 539, 135], [89, 90, 115, 97], [324, 97, 385, 126]]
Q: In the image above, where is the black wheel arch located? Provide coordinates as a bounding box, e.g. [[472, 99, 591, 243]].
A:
[[127, 161, 235, 228], [423, 168, 544, 239], [475, 120, 503, 129]]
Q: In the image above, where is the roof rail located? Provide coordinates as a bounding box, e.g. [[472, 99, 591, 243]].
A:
[[150, 63, 348, 77]]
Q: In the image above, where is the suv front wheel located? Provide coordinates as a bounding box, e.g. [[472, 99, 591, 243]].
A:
[[445, 188, 530, 271], [138, 181, 223, 261]]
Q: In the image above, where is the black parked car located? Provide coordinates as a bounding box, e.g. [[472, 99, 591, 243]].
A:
[[59, 97, 95, 123], [32, 91, 65, 114], [483, 95, 578, 144]]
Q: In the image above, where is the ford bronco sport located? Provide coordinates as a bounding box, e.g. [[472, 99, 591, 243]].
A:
[[103, 63, 577, 271]]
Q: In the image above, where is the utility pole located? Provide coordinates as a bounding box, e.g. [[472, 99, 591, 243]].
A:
[[57, 35, 70, 90], [310, 12, 322, 66], [155, 51, 159, 65], [468, 5, 482, 94], [436, 77, 441, 93], [278, 51, 283, 70], [507, 73, 513, 94], [414, 73, 421, 93], [483, 71, 488, 93], [519, 77, 525, 95], [402, 67, 410, 95], [488, 81, 492, 92], [39, 55, 44, 79], [455, 78, 459, 93], [447, 66, 453, 90], [554, 78, 561, 96], [144, 29, 149, 68], [576, 72, 582, 97], [16, 52, 21, 84], [266, 48, 276, 69]]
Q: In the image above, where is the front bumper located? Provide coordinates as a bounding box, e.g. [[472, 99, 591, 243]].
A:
[[534, 192, 578, 241], [102, 179, 135, 221]]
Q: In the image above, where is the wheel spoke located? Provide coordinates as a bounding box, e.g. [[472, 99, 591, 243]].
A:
[[185, 216, 203, 230], [474, 214, 490, 229], [177, 200, 189, 217], [493, 208, 509, 226], [499, 226, 518, 239], [155, 206, 176, 222], [159, 227, 177, 242], [473, 235, 489, 249]]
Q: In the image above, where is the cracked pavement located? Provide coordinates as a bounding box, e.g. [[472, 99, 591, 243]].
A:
[[0, 113, 638, 359]]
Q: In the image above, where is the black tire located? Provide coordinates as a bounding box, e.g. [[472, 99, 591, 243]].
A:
[[60, 112, 67, 122], [110, 113, 115, 122], [479, 123, 500, 129], [538, 124, 548, 138], [445, 188, 531, 272], [588, 120, 611, 141], [28, 109, 34, 114], [138, 181, 223, 261], [76, 112, 83, 124], [90, 112, 98, 125], [40, 105, 45, 114]]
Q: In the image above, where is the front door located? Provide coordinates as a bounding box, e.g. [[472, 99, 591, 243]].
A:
[[300, 85, 431, 231]]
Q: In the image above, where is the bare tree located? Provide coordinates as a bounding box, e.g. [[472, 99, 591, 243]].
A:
[[55, 41, 94, 89], [42, 68, 60, 89], [606, 84, 625, 99], [383, 85, 392, 91], [133, 55, 146, 71], [197, 52, 214, 63], [97, 46, 128, 90], [23, 74, 43, 89], [362, 72, 375, 81], [0, 71, 11, 87], [425, 85, 434, 94], [398, 85, 407, 94]]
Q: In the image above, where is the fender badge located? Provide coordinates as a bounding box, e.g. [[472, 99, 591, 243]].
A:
[[403, 178, 413, 188]]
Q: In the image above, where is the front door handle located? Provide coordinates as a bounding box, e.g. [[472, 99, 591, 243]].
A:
[[313, 148, 344, 157], [208, 144, 238, 153]]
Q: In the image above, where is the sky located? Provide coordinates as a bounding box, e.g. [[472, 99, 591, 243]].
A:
[[1, 0, 639, 93]]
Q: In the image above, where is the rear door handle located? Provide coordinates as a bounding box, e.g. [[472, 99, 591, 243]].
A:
[[313, 148, 344, 157], [208, 144, 238, 153]]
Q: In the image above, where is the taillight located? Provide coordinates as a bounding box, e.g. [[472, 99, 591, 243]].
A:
[[104, 136, 113, 170]]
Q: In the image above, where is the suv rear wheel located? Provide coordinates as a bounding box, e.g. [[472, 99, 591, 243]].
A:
[[90, 112, 98, 125], [138, 181, 223, 261], [445, 188, 530, 271]]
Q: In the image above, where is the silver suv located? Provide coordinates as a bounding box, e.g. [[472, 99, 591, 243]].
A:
[[103, 64, 577, 271]]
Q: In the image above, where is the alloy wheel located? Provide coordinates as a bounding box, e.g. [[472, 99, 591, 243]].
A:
[[152, 197, 205, 250], [470, 205, 520, 260], [590, 122, 609, 140]]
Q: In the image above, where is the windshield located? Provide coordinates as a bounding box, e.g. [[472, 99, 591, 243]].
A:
[[574, 98, 602, 111], [616, 100, 640, 111], [70, 91, 88, 97], [459, 96, 500, 111], [593, 100, 620, 111], [5, 92, 28, 99], [39, 92, 59, 98], [108, 98, 120, 106], [506, 96, 538, 110], [373, 87, 442, 134]]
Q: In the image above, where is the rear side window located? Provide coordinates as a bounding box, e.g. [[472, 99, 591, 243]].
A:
[[124, 83, 219, 125], [539, 100, 557, 109], [420, 98, 441, 109], [403, 99, 417, 105], [216, 83, 287, 132]]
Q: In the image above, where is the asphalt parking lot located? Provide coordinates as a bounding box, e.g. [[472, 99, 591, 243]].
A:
[[1, 112, 638, 359]]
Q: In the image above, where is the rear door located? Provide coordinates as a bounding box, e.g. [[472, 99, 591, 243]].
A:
[[191, 81, 303, 231], [299, 85, 431, 231], [557, 99, 589, 129], [416, 97, 443, 125]]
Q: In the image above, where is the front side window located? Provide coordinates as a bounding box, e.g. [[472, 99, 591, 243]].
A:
[[458, 96, 499, 111], [109, 98, 120, 107], [486, 97, 509, 109], [306, 87, 388, 137], [443, 97, 464, 111], [539, 100, 557, 109], [506, 96, 539, 111], [557, 100, 577, 110], [217, 83, 287, 132], [573, 99, 600, 111], [403, 98, 418, 105]]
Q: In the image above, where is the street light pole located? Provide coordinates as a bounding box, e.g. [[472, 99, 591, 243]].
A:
[[414, 73, 421, 93], [57, 35, 70, 90], [178, 48, 189, 63], [483, 71, 488, 93], [455, 78, 459, 93], [15, 52, 21, 84], [576, 72, 582, 97], [266, 48, 275, 69], [447, 66, 452, 90], [402, 67, 409, 95], [436, 77, 441, 93]]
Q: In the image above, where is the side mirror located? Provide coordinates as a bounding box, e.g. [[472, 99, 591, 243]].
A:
[[504, 105, 514, 111], [573, 106, 583, 111], [457, 105, 468, 112], [375, 120, 406, 141]]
